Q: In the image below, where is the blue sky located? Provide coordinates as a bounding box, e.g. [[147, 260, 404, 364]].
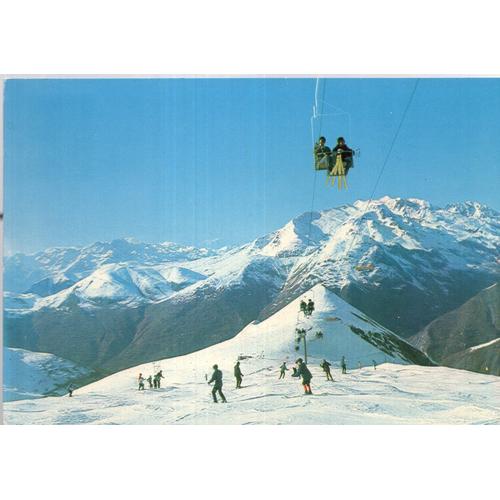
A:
[[4, 78, 500, 255]]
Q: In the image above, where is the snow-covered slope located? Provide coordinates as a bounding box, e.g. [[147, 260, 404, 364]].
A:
[[175, 283, 430, 366], [6, 364, 498, 425], [5, 285, 454, 423], [4, 290, 497, 424], [3, 348, 93, 402]]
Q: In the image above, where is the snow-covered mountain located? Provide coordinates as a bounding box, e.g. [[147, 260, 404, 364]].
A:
[[3, 347, 94, 402], [5, 263, 208, 312], [5, 287, 498, 425], [4, 238, 216, 295], [4, 197, 499, 374], [5, 197, 499, 316], [258, 197, 500, 334]]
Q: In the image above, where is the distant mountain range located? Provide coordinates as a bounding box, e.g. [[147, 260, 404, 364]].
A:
[[4, 197, 499, 377]]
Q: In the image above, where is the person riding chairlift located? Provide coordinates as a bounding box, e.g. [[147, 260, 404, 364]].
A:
[[314, 136, 332, 171], [332, 137, 354, 174]]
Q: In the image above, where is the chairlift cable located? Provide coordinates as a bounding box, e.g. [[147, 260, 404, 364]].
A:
[[343, 78, 421, 260]]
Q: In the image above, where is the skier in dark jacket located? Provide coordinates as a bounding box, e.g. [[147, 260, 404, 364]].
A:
[[234, 361, 243, 389], [147, 375, 153, 389], [154, 370, 164, 388], [292, 358, 313, 394], [279, 362, 288, 379], [320, 359, 334, 381], [208, 364, 227, 403], [67, 384, 75, 397], [332, 137, 354, 174], [341, 356, 347, 374]]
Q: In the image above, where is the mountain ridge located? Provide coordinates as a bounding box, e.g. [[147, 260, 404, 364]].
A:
[[4, 196, 499, 375], [410, 282, 500, 375]]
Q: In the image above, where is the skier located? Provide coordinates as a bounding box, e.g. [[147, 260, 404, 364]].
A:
[[208, 364, 227, 403], [332, 137, 354, 174], [306, 299, 315, 316], [292, 358, 313, 395], [67, 384, 75, 397], [341, 356, 347, 374], [314, 136, 332, 171], [154, 370, 164, 388], [279, 362, 288, 379], [358, 361, 362, 370], [320, 359, 334, 381], [147, 375, 153, 389], [372, 360, 377, 370], [234, 361, 243, 389], [138, 373, 145, 391]]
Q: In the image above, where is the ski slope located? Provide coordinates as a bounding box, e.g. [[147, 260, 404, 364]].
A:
[[4, 362, 499, 425], [4, 286, 499, 424]]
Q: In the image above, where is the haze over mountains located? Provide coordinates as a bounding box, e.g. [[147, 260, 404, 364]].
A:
[[4, 196, 499, 382]]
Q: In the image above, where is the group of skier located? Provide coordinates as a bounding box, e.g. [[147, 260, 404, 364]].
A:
[[130, 293, 379, 401], [138, 370, 164, 391], [207, 360, 243, 403], [207, 356, 332, 399], [284, 355, 378, 394], [71, 354, 377, 400], [206, 357, 316, 401], [284, 357, 342, 395]]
